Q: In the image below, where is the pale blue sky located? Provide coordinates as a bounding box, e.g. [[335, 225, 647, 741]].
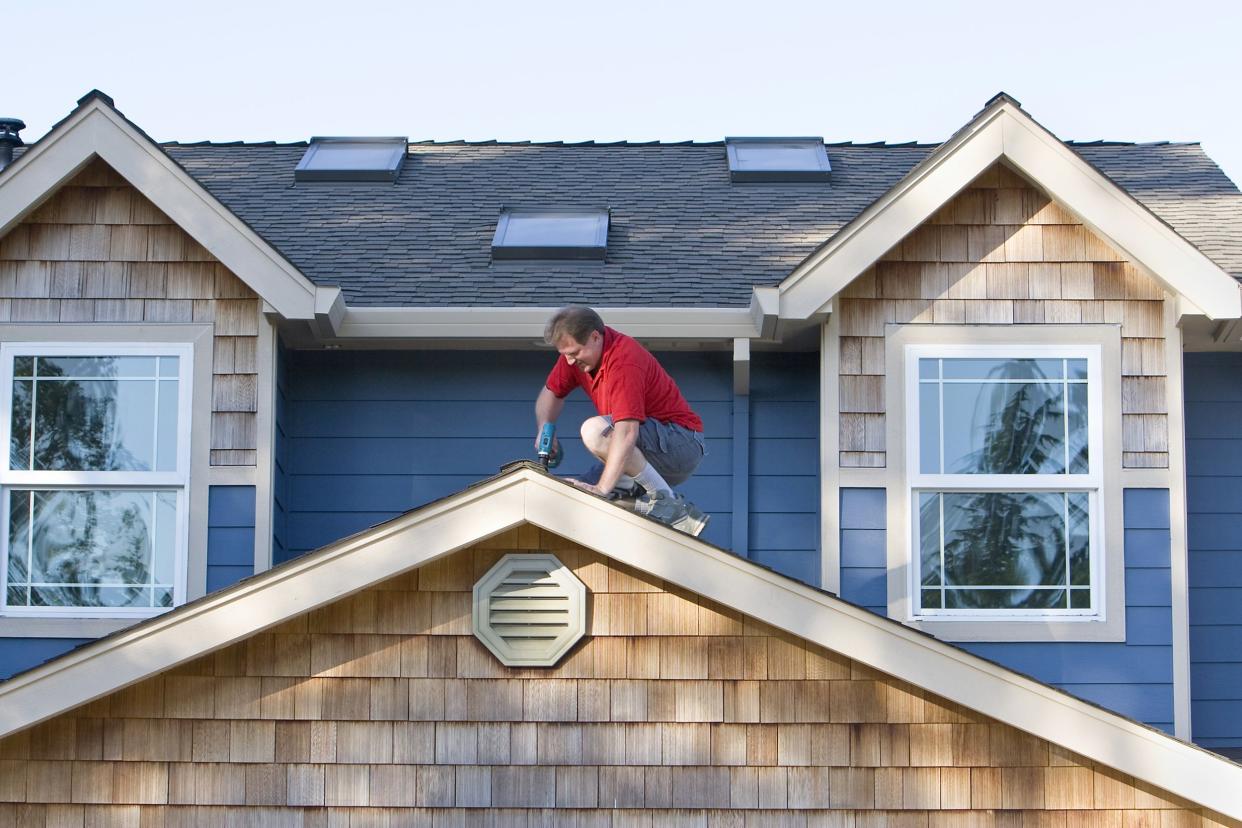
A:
[[8, 0, 1242, 185]]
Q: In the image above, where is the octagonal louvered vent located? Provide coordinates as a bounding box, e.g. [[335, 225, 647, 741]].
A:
[[472, 553, 587, 667]]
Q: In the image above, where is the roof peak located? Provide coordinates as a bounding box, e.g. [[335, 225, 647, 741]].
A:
[[983, 90, 1024, 110], [75, 89, 115, 108]]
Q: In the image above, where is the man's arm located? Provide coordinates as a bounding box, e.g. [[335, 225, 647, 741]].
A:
[[534, 386, 566, 449], [594, 418, 640, 495]]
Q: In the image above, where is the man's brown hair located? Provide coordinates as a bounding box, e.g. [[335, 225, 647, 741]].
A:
[[544, 305, 605, 345]]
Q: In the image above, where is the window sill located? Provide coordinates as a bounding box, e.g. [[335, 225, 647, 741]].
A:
[[898, 615, 1126, 642], [0, 616, 150, 638]]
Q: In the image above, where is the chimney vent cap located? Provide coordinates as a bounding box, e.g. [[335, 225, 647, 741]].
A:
[[0, 119, 25, 146]]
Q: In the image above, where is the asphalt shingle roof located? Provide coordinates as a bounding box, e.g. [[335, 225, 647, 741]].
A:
[[159, 140, 1242, 308]]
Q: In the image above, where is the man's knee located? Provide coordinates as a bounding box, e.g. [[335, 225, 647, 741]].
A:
[[580, 416, 612, 454]]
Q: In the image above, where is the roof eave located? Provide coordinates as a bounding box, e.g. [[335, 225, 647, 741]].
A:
[[309, 293, 782, 342]]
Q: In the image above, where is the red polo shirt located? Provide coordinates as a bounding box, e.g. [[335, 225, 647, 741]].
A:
[[545, 327, 703, 432]]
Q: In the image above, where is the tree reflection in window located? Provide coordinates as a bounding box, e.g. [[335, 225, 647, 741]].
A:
[[5, 355, 180, 610], [917, 357, 1092, 611]]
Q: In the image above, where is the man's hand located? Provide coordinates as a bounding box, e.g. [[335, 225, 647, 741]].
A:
[[534, 387, 565, 448], [569, 479, 606, 497]]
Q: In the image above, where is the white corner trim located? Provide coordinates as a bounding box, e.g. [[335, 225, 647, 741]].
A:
[[820, 314, 841, 595], [0, 467, 1238, 817], [778, 101, 1242, 322], [334, 305, 763, 341], [252, 313, 277, 574], [0, 99, 318, 320], [1164, 303, 1193, 739]]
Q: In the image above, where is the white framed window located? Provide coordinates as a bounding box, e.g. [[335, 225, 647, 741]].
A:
[[0, 344, 193, 618], [905, 344, 1105, 620]]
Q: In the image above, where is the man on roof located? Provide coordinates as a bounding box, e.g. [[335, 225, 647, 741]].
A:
[[535, 305, 709, 536]]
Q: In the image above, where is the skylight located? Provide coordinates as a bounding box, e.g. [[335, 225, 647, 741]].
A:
[[492, 209, 609, 261], [294, 137, 408, 183], [725, 137, 832, 183]]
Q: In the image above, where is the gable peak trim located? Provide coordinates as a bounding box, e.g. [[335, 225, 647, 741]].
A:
[[778, 98, 1241, 321], [0, 92, 319, 320]]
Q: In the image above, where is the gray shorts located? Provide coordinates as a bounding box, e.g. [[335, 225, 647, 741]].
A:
[[599, 415, 706, 487]]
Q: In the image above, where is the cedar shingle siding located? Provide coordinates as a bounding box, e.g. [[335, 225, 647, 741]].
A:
[[0, 159, 261, 466], [0, 527, 1231, 824], [838, 162, 1171, 469]]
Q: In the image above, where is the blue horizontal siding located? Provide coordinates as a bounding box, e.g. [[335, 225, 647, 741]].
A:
[[1191, 662, 1242, 698], [840, 568, 886, 610], [0, 639, 88, 681], [746, 353, 819, 586], [206, 486, 255, 593], [281, 348, 820, 582], [1188, 552, 1242, 587], [750, 550, 820, 585], [839, 489, 886, 615], [1185, 352, 1242, 747], [282, 349, 805, 571], [839, 487, 1174, 729], [1192, 701, 1242, 741]]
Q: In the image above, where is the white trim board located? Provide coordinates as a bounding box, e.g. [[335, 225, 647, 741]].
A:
[[0, 94, 320, 321], [777, 97, 1242, 322], [334, 301, 771, 342], [0, 465, 1238, 817]]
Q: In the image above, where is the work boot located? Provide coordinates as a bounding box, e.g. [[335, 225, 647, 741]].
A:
[[607, 482, 646, 503], [621, 491, 709, 537]]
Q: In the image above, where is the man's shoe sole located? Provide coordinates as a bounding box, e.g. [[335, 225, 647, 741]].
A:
[[672, 511, 709, 537]]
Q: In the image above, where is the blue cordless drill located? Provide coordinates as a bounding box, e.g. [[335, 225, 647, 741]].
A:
[[537, 423, 563, 470]]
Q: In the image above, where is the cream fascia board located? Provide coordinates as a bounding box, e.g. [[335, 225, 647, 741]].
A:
[[334, 305, 764, 341], [779, 105, 1006, 319], [0, 100, 318, 320], [1, 467, 1240, 817], [778, 102, 1241, 321], [998, 113, 1239, 319]]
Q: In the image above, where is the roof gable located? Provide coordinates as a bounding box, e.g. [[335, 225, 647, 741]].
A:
[[778, 95, 1242, 321], [0, 463, 1239, 816], [0, 91, 322, 320]]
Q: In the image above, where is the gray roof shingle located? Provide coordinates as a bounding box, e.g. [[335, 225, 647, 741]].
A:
[[160, 140, 1242, 308]]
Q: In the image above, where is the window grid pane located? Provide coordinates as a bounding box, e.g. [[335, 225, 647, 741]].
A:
[[6, 489, 176, 609], [9, 358, 180, 474], [918, 358, 1089, 476], [912, 350, 1098, 617], [915, 489, 1094, 612], [2, 349, 188, 615]]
